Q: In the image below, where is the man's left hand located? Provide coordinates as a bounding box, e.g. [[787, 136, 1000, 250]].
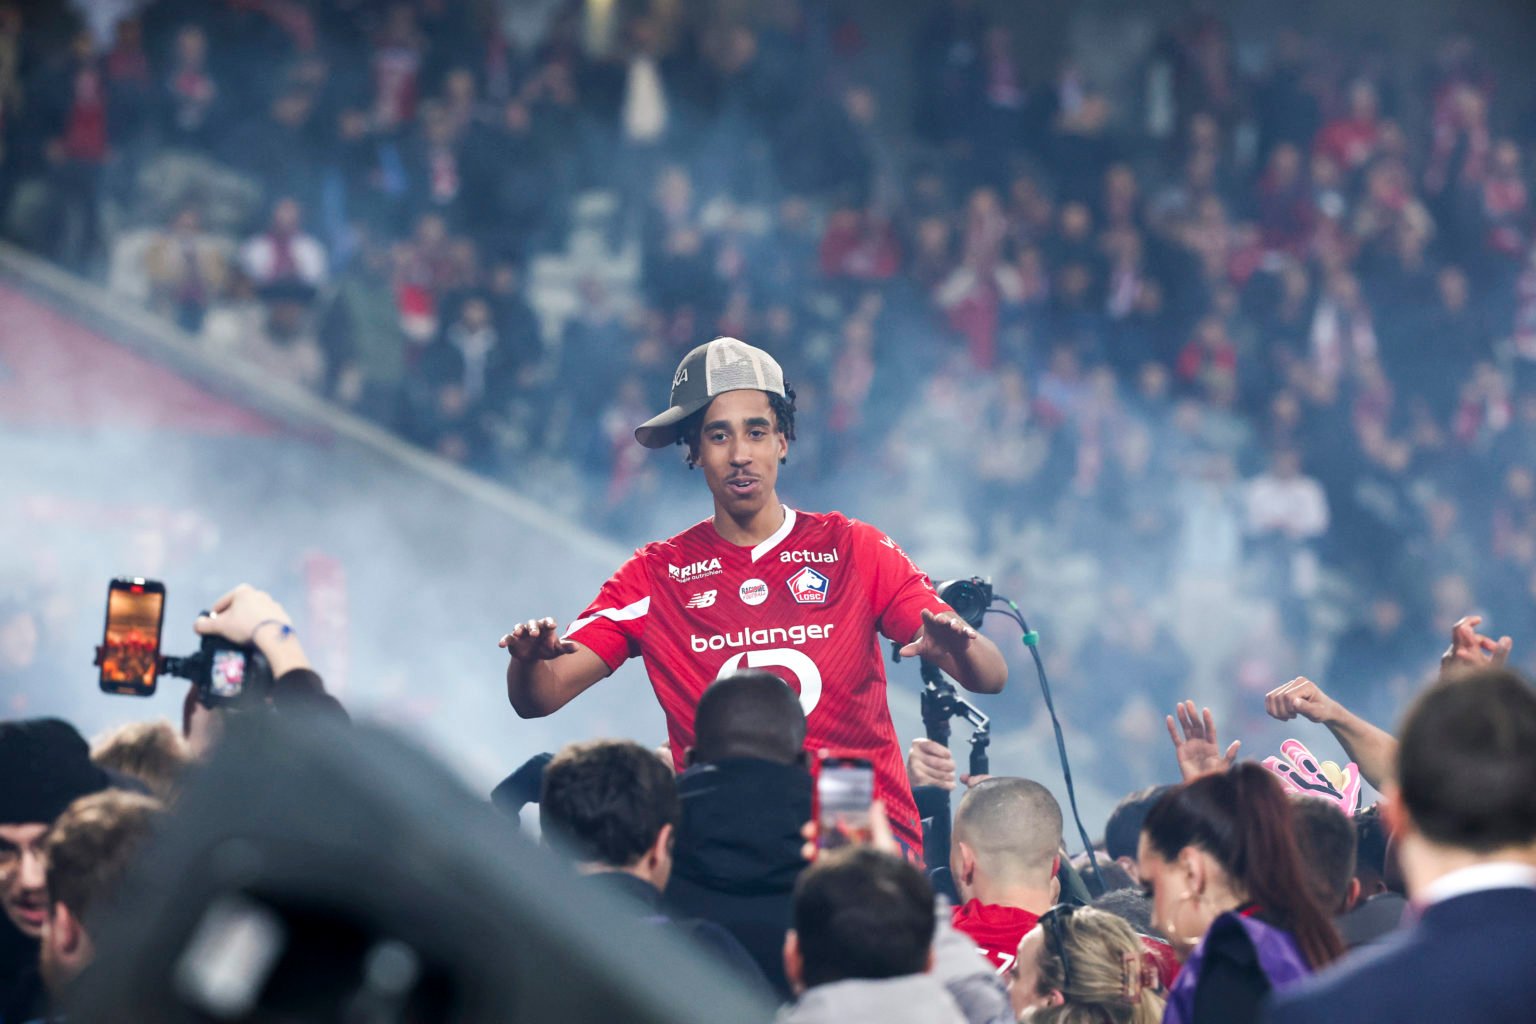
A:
[[898, 608, 978, 660]]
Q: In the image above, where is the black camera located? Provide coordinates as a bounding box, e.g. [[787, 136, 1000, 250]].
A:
[[165, 633, 274, 710], [97, 579, 272, 709], [936, 577, 993, 630]]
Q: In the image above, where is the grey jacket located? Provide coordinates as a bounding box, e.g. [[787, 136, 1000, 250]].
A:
[[776, 898, 1012, 1024], [776, 973, 969, 1024]]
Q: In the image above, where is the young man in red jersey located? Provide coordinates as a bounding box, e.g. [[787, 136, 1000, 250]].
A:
[[500, 337, 1007, 854]]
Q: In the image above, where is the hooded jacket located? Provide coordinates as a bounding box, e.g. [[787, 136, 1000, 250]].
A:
[[665, 758, 812, 999]]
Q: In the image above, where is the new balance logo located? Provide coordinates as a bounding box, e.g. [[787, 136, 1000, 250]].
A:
[[669, 558, 722, 583], [780, 549, 839, 564], [685, 590, 718, 609]]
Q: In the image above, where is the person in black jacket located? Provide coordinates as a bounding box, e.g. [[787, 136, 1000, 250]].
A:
[[181, 583, 348, 757], [0, 718, 113, 1023], [540, 738, 771, 999], [665, 670, 812, 998]]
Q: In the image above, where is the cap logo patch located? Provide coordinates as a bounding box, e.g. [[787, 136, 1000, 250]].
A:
[[672, 365, 689, 389], [788, 567, 829, 604]]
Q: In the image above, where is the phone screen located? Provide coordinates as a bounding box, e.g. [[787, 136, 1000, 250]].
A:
[[816, 756, 875, 851], [100, 579, 165, 696]]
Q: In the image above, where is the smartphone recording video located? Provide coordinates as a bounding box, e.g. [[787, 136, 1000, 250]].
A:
[[815, 754, 875, 851], [99, 578, 165, 696]]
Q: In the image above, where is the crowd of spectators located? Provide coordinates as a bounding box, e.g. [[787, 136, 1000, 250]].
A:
[[2, 582, 1533, 1023], [4, 0, 1536, 810]]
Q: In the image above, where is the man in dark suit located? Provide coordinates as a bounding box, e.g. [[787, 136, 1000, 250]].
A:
[[1267, 668, 1536, 1023]]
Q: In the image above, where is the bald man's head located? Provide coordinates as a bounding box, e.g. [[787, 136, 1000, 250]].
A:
[[952, 778, 1063, 897], [691, 670, 807, 766]]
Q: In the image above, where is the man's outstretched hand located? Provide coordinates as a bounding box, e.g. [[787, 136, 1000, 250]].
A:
[[1441, 615, 1512, 678], [1167, 700, 1240, 781], [500, 617, 578, 661], [898, 608, 979, 660]]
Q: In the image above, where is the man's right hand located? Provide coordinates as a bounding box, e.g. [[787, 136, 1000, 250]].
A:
[[1264, 676, 1341, 724], [499, 617, 578, 661]]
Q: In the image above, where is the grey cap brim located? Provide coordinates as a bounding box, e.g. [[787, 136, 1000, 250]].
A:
[[634, 396, 714, 449]]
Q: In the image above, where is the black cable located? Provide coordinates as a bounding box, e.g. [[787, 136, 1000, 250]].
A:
[[986, 600, 1104, 897]]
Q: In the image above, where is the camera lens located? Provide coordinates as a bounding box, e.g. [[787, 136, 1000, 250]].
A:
[[936, 579, 991, 629]]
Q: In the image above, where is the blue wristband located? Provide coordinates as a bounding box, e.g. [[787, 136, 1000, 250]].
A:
[[252, 619, 296, 642]]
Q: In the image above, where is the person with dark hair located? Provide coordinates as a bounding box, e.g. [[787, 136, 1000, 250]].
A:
[[539, 739, 767, 993], [1138, 763, 1343, 1024], [502, 338, 1008, 857], [666, 670, 812, 997], [1269, 669, 1536, 1023], [37, 790, 162, 1011], [1104, 785, 1172, 885], [780, 847, 964, 1023], [0, 719, 112, 1022], [1332, 803, 1407, 948], [1289, 798, 1358, 917]]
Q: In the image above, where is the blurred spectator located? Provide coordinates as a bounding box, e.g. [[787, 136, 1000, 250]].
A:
[[322, 223, 407, 416], [90, 720, 188, 802], [160, 24, 219, 151], [948, 778, 1062, 973], [666, 671, 811, 998], [1315, 79, 1382, 173], [1007, 906, 1166, 1023], [1334, 804, 1408, 949], [34, 29, 110, 270], [142, 203, 229, 333], [1289, 797, 1360, 920], [538, 739, 768, 993], [37, 790, 162, 1013], [0, 718, 111, 1022], [1140, 764, 1343, 1022], [780, 847, 963, 1023], [1273, 671, 1536, 1021], [1103, 786, 1172, 885]]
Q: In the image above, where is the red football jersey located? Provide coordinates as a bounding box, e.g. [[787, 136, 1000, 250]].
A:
[[563, 507, 951, 855], [952, 900, 1040, 974]]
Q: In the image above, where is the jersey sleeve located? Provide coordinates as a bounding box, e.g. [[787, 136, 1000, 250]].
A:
[[561, 551, 653, 672], [855, 522, 952, 644]]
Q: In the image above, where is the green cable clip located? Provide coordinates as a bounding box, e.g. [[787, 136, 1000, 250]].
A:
[[1021, 630, 1040, 647]]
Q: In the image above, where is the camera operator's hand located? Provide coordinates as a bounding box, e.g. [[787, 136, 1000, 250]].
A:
[[194, 584, 310, 678], [499, 617, 579, 661], [907, 738, 958, 791]]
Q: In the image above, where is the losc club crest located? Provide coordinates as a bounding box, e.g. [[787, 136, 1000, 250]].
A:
[[787, 567, 829, 604]]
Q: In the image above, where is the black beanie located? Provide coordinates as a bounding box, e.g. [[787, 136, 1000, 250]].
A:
[[0, 718, 110, 825]]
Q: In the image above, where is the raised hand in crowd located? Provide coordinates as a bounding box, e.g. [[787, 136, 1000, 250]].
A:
[[1264, 676, 1398, 790], [1165, 699, 1240, 781], [906, 738, 989, 791], [1440, 615, 1513, 678], [799, 798, 901, 862], [193, 583, 311, 676]]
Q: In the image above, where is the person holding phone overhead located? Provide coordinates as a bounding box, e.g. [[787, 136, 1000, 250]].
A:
[[500, 338, 1008, 856]]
